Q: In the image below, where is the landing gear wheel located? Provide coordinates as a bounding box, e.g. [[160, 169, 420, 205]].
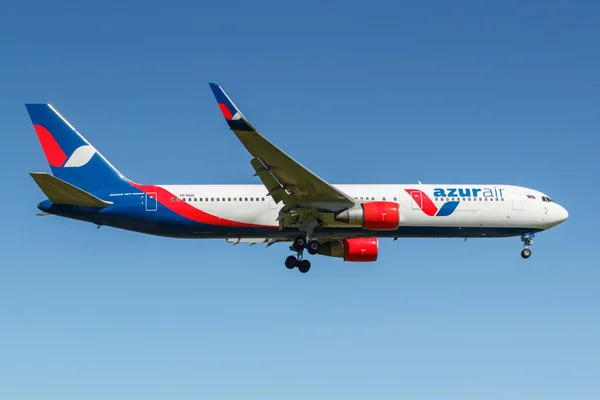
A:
[[306, 240, 320, 255], [285, 255, 298, 269], [521, 248, 532, 259], [293, 237, 307, 252], [297, 259, 311, 273], [520, 233, 534, 259]]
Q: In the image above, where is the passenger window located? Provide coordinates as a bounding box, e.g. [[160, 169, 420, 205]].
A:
[[171, 198, 174, 202], [262, 197, 265, 201], [245, 198, 248, 201], [383, 197, 386, 201], [216, 198, 220, 201], [211, 198, 214, 201], [394, 197, 397, 201]]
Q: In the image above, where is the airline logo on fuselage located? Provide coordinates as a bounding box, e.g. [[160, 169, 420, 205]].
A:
[[433, 187, 505, 199], [406, 187, 506, 217]]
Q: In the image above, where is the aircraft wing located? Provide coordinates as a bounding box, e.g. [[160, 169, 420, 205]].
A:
[[209, 83, 355, 213]]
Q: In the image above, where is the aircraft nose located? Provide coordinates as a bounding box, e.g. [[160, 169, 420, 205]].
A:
[[556, 204, 569, 223]]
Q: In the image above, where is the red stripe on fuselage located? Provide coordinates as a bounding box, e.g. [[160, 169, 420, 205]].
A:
[[130, 183, 272, 228], [34, 124, 67, 167]]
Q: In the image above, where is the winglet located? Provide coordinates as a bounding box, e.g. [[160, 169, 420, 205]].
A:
[[209, 83, 255, 131]]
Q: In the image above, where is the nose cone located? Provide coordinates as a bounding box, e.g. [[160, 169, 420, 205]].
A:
[[547, 204, 569, 228], [556, 204, 569, 223]]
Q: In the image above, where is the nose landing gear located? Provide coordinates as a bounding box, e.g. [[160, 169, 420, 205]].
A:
[[521, 233, 534, 259]]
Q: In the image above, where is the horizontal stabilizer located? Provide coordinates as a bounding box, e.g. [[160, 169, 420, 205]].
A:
[[30, 172, 113, 208]]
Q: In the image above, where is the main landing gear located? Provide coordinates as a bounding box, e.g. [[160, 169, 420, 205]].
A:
[[521, 233, 534, 259], [285, 254, 311, 273], [285, 236, 320, 273]]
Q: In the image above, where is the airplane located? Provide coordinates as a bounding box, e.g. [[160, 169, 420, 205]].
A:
[[26, 83, 569, 273]]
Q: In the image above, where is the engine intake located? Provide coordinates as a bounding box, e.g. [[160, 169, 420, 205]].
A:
[[334, 201, 400, 230], [318, 238, 378, 262]]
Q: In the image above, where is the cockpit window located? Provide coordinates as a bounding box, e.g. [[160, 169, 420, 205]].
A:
[[542, 196, 553, 203]]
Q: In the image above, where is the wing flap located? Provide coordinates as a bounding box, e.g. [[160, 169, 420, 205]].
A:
[[30, 172, 113, 208]]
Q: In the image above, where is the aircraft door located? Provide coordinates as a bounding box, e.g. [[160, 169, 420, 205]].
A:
[[410, 191, 423, 210], [145, 192, 158, 211], [512, 194, 523, 211]]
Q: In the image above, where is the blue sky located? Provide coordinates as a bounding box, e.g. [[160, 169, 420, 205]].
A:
[[1, 1, 599, 399]]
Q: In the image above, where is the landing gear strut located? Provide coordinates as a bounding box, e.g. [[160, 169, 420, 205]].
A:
[[521, 233, 534, 259]]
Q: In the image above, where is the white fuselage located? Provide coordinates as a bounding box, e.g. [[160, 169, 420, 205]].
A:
[[156, 183, 568, 233]]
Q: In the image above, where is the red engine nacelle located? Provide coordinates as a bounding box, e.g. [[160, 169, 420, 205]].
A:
[[334, 201, 400, 230], [317, 238, 379, 262], [344, 238, 378, 262]]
